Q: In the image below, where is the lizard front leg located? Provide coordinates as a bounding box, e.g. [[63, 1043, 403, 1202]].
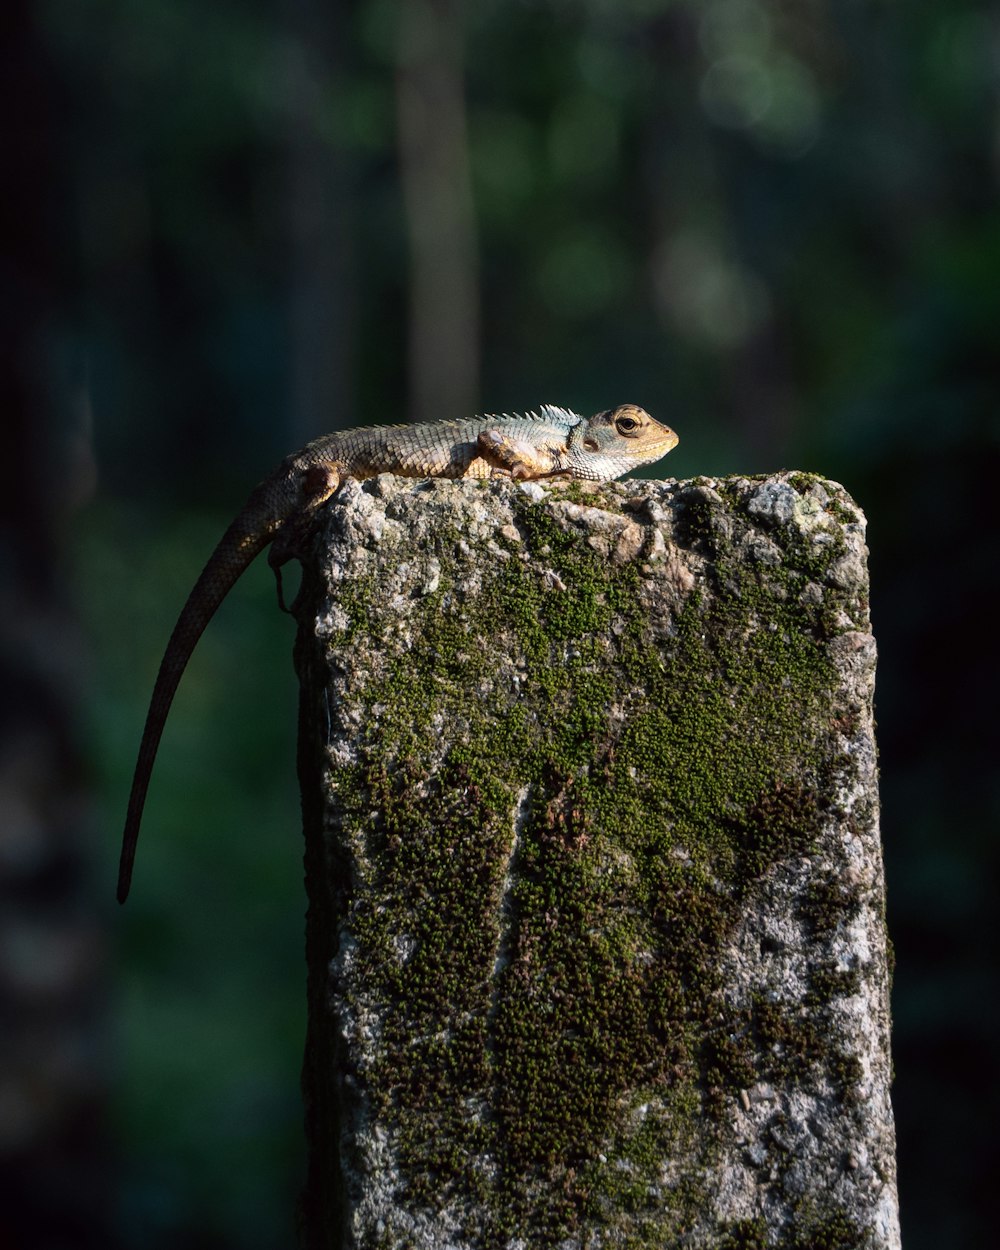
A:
[[476, 429, 567, 480], [268, 461, 342, 611]]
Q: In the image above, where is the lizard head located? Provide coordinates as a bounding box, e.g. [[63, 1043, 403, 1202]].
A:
[[569, 405, 679, 480]]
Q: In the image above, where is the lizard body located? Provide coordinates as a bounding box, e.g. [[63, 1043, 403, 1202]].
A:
[[117, 404, 678, 902]]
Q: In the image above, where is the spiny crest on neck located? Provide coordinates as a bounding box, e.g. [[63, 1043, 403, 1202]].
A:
[[476, 404, 583, 426]]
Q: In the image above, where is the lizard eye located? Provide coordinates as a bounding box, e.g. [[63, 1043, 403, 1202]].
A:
[[615, 415, 640, 434]]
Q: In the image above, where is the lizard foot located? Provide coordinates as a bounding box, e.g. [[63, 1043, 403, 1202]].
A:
[[477, 429, 562, 479], [268, 461, 343, 613]]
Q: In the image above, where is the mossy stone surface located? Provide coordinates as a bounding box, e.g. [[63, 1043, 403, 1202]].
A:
[[295, 474, 898, 1250]]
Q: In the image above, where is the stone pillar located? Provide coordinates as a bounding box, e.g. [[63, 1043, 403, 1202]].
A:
[[295, 473, 899, 1250]]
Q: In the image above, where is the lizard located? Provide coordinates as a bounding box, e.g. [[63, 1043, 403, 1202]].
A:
[[117, 403, 678, 902]]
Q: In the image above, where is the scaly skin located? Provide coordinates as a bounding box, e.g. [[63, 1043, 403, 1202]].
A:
[[117, 404, 678, 902]]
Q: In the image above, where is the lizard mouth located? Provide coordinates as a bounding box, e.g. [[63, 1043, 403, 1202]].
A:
[[650, 428, 680, 454]]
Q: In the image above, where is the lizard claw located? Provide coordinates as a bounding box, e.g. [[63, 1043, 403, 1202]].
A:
[[271, 561, 292, 613], [267, 545, 296, 613]]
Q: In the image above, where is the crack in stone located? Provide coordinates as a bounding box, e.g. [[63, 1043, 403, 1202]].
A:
[[490, 783, 531, 991]]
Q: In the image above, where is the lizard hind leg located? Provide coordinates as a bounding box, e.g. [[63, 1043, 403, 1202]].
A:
[[268, 462, 341, 613]]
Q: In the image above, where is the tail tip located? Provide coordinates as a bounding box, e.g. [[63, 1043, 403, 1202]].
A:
[[116, 855, 133, 904]]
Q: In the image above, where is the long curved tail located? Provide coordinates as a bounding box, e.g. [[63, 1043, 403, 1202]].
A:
[[117, 508, 275, 903]]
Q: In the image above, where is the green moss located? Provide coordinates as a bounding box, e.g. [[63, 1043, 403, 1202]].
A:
[[784, 1204, 875, 1250], [312, 477, 872, 1246], [799, 872, 863, 938], [807, 965, 862, 1005], [786, 472, 825, 494], [717, 1217, 769, 1249], [751, 994, 826, 1077]]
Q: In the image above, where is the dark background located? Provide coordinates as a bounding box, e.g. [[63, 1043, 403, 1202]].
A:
[[3, 1, 997, 1247]]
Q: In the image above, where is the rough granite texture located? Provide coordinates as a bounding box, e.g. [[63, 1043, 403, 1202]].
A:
[[294, 473, 899, 1250]]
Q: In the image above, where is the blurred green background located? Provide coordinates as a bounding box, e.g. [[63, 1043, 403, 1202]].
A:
[[4, 0, 998, 1246]]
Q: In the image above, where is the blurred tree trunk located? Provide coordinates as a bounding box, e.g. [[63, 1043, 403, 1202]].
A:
[[642, 7, 795, 466], [286, 0, 355, 444], [0, 5, 110, 1249], [396, 0, 480, 423]]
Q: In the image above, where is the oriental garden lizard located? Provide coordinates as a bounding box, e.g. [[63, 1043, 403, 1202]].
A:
[[117, 404, 678, 902]]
